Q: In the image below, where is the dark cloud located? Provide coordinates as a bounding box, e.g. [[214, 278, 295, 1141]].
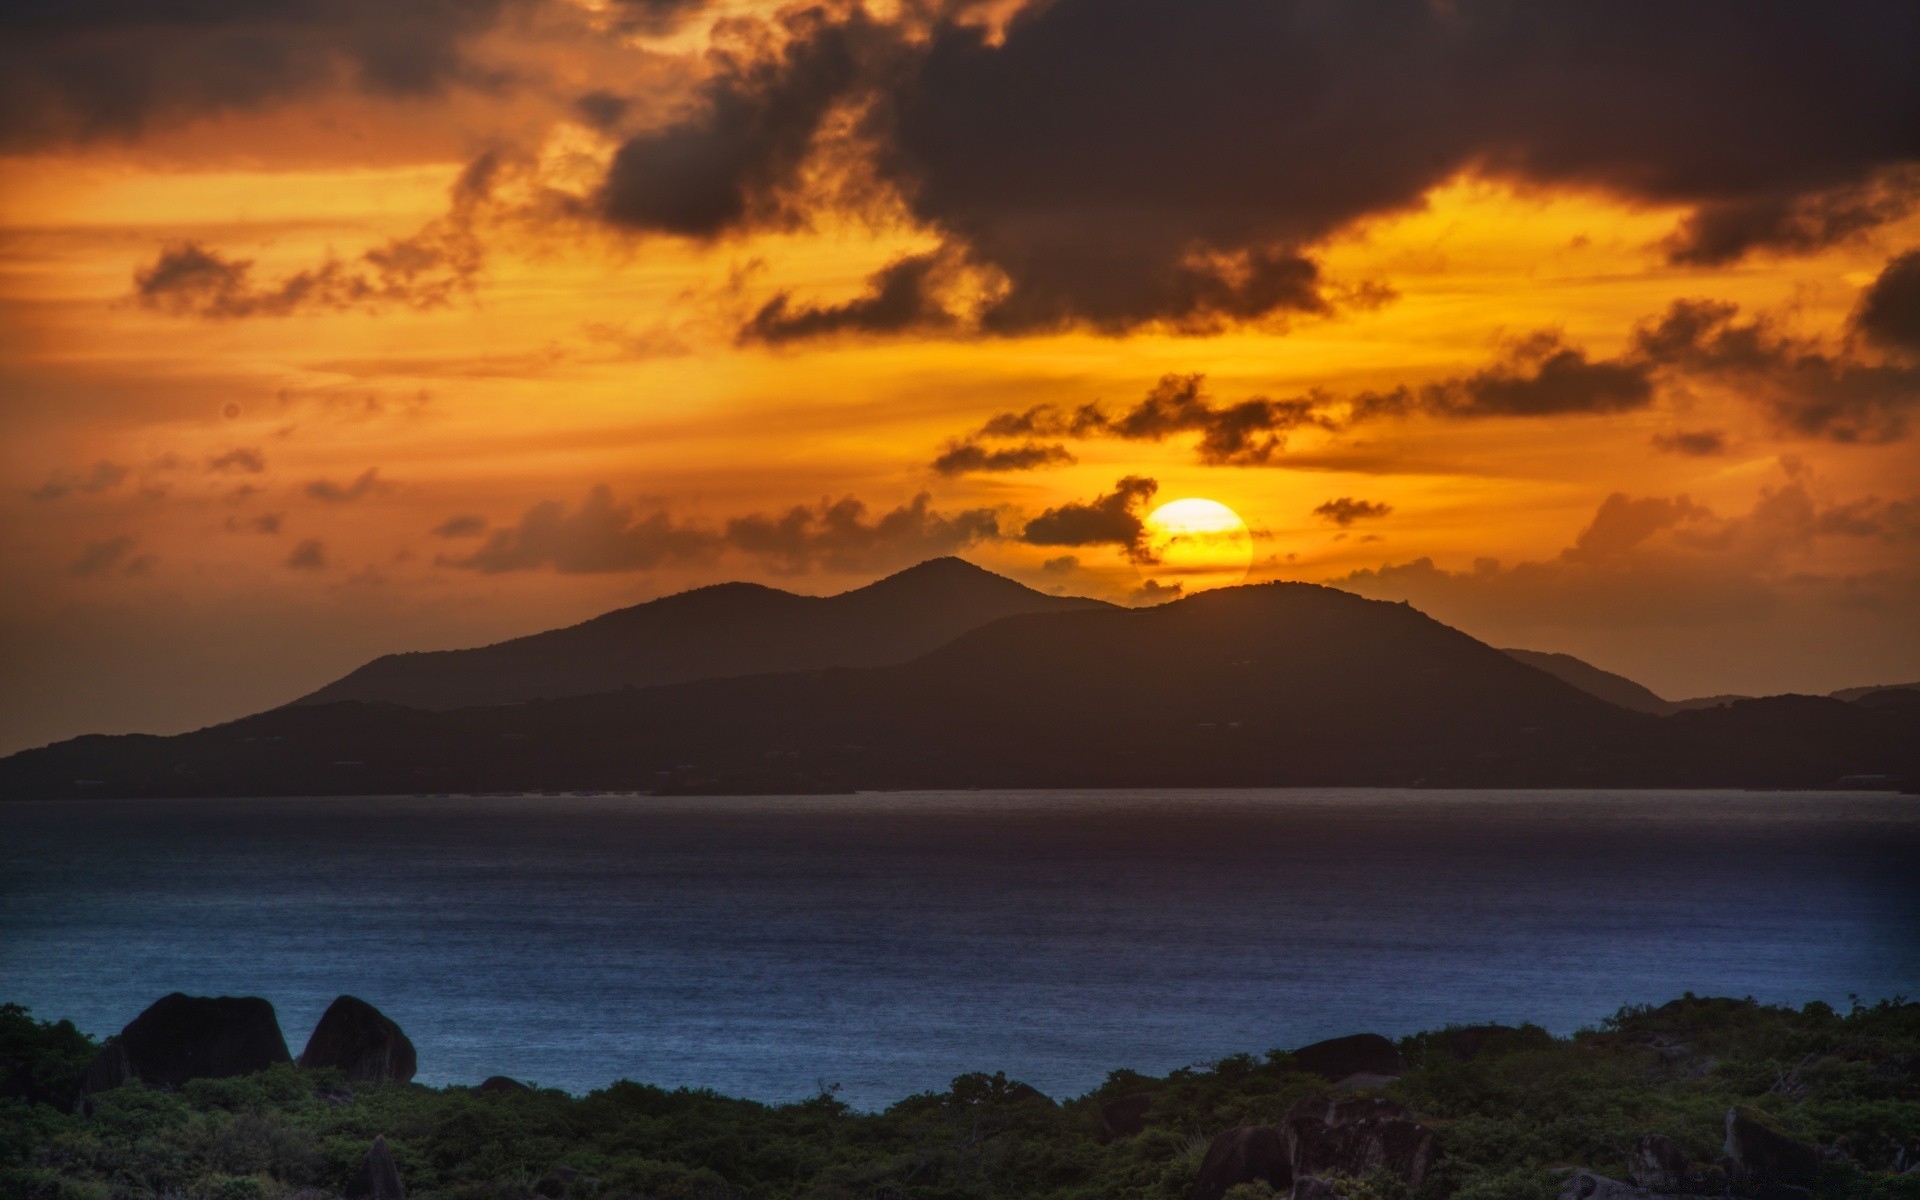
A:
[[133, 153, 497, 319], [1653, 429, 1730, 456], [305, 468, 384, 503], [573, 89, 632, 130], [442, 484, 998, 575], [431, 514, 489, 538], [930, 439, 1074, 476], [599, 6, 893, 238], [723, 491, 1000, 573], [602, 0, 713, 37], [30, 460, 128, 501], [67, 535, 137, 578], [1854, 248, 1920, 354], [1630, 298, 1920, 442], [1020, 475, 1158, 562], [1314, 498, 1392, 527], [1403, 333, 1654, 419], [0, 0, 521, 151], [207, 447, 265, 473], [742, 252, 958, 343], [1128, 578, 1183, 606], [598, 0, 1920, 337], [286, 538, 328, 571]]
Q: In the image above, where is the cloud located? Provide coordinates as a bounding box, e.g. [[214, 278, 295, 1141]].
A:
[[30, 460, 129, 501], [0, 0, 521, 151], [723, 491, 1000, 573], [1128, 578, 1184, 606], [1313, 498, 1392, 527], [596, 1, 1920, 336], [1333, 476, 1918, 633], [742, 252, 959, 344], [1855, 248, 1920, 355], [1653, 428, 1730, 456], [442, 484, 998, 575], [132, 153, 497, 319], [599, 6, 894, 238], [207, 447, 266, 474], [1630, 298, 1920, 442], [305, 468, 385, 503], [67, 535, 138, 578], [225, 513, 283, 535], [286, 539, 329, 570], [930, 440, 1075, 476], [430, 514, 489, 538], [1020, 475, 1159, 562]]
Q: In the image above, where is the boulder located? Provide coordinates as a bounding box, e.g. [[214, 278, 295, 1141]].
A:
[[1005, 1081, 1055, 1106], [79, 994, 290, 1092], [1290, 1034, 1408, 1081], [475, 1075, 530, 1095], [1285, 1113, 1439, 1190], [1629, 1135, 1690, 1192], [1725, 1107, 1820, 1186], [1100, 1092, 1155, 1139], [1332, 1072, 1401, 1092], [1560, 1171, 1662, 1200], [1189, 1125, 1292, 1200], [298, 996, 417, 1083], [1284, 1096, 1413, 1129], [347, 1135, 405, 1200], [1292, 1178, 1338, 1200]]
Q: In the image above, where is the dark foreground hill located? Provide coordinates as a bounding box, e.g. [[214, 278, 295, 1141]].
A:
[[6, 581, 1917, 798], [292, 556, 1109, 710]]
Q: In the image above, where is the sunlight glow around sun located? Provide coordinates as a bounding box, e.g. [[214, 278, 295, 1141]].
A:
[[1139, 499, 1255, 598]]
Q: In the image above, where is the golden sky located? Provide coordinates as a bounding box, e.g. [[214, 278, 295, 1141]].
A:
[[3, 0, 1918, 752]]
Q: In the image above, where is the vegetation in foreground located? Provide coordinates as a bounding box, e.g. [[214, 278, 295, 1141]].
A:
[[2, 995, 1917, 1200]]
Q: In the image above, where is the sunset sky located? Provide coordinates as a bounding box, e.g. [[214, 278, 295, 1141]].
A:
[[3, 0, 1919, 753]]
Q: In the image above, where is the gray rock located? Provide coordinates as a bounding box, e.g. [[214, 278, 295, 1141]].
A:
[[1290, 1034, 1409, 1081], [298, 996, 417, 1084], [1188, 1125, 1292, 1200], [1629, 1135, 1690, 1192], [79, 994, 291, 1093], [347, 1135, 404, 1200], [1725, 1107, 1820, 1186], [1558, 1170, 1662, 1200]]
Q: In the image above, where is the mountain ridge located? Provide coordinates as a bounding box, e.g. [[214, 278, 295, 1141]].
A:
[[7, 576, 1915, 798], [291, 556, 1111, 712]]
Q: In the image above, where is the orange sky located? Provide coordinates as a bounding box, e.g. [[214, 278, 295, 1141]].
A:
[[4, 0, 1918, 753]]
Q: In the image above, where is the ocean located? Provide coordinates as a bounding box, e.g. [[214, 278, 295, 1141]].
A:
[[2, 789, 1915, 1108]]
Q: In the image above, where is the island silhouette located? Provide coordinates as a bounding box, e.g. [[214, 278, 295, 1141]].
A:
[[3, 558, 1914, 799]]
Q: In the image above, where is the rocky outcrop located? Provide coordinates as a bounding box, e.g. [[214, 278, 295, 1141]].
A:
[[298, 996, 417, 1083], [1288, 1096, 1413, 1128], [1284, 1110, 1439, 1190], [475, 1075, 531, 1095], [1100, 1092, 1155, 1139], [1291, 1177, 1338, 1200], [1005, 1081, 1055, 1106], [1629, 1135, 1691, 1192], [1290, 1034, 1409, 1081], [79, 994, 290, 1093], [347, 1135, 405, 1200], [1560, 1170, 1663, 1200], [1188, 1095, 1438, 1200], [1188, 1125, 1292, 1200], [1725, 1107, 1821, 1186]]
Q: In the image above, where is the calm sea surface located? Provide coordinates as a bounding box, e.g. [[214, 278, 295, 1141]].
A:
[[2, 790, 1916, 1108]]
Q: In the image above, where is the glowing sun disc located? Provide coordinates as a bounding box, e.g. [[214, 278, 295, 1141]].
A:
[[1140, 498, 1254, 596]]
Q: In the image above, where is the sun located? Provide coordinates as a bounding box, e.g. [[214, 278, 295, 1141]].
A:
[[1139, 498, 1254, 597]]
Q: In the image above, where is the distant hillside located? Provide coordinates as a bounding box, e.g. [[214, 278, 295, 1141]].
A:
[[1503, 649, 1920, 715], [1501, 648, 1676, 715], [292, 557, 1110, 710], [8, 579, 1915, 799]]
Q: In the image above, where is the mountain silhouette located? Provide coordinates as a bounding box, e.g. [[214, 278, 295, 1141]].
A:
[[292, 557, 1110, 710], [5, 572, 1914, 798], [1502, 648, 1676, 715]]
